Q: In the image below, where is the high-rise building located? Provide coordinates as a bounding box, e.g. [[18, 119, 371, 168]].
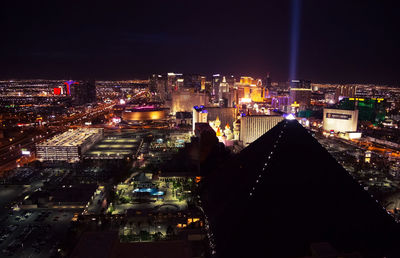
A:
[[212, 74, 222, 101], [239, 115, 283, 146], [234, 77, 265, 103], [264, 73, 272, 89], [167, 73, 183, 100], [171, 90, 209, 114], [218, 76, 229, 95], [150, 74, 167, 101], [289, 79, 311, 107], [200, 76, 206, 91], [183, 74, 204, 92], [335, 85, 357, 102], [192, 106, 208, 133]]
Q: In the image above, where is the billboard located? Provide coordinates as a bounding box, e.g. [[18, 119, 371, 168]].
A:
[[53, 87, 61, 95], [21, 149, 31, 155], [323, 108, 358, 132]]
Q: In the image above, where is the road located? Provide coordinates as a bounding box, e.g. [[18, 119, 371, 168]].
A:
[[0, 102, 116, 175]]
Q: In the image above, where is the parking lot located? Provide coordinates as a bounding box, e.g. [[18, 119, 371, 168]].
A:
[[0, 209, 76, 257]]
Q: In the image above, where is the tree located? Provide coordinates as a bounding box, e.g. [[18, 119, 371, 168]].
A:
[[153, 232, 163, 241]]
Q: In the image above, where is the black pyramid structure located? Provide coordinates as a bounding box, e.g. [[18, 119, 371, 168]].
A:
[[203, 119, 400, 257]]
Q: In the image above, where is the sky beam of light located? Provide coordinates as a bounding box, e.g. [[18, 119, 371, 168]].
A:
[[289, 0, 302, 81]]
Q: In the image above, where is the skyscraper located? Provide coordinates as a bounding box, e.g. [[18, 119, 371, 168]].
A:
[[150, 74, 167, 101], [211, 74, 222, 102], [167, 73, 183, 100], [289, 79, 311, 107]]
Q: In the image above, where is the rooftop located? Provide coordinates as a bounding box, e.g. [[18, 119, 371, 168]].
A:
[[37, 128, 103, 147]]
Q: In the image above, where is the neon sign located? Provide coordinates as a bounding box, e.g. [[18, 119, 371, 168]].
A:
[[64, 80, 79, 95]]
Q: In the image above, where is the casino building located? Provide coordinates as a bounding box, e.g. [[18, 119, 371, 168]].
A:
[[323, 108, 358, 132], [122, 106, 168, 123]]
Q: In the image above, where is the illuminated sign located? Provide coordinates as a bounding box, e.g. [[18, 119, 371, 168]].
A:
[[64, 80, 79, 96], [112, 117, 121, 124], [53, 88, 61, 95], [239, 98, 252, 103], [21, 149, 30, 155], [285, 114, 296, 120], [291, 101, 300, 107], [326, 113, 352, 120]]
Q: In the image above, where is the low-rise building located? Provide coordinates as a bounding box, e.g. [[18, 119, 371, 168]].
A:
[[36, 128, 104, 162]]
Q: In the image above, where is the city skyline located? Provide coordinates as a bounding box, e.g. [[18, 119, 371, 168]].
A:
[[1, 1, 400, 84], [2, 1, 400, 257]]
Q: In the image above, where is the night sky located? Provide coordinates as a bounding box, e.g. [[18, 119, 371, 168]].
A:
[[1, 0, 400, 84]]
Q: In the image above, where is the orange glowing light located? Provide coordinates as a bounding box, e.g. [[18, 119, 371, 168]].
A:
[[216, 127, 221, 136]]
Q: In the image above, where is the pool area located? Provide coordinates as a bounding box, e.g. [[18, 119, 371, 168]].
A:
[[133, 188, 164, 196]]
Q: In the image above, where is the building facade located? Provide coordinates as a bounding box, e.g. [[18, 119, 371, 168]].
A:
[[289, 79, 311, 107], [323, 108, 358, 132], [240, 115, 283, 146], [36, 128, 104, 162]]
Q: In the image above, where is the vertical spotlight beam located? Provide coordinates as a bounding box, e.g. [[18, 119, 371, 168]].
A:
[[289, 0, 302, 81]]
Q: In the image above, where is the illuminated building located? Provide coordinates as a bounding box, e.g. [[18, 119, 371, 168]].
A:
[[264, 73, 272, 89], [219, 91, 236, 107], [53, 87, 62, 95], [175, 111, 192, 126], [206, 107, 236, 131], [201, 76, 206, 91], [171, 90, 209, 114], [270, 96, 290, 110], [335, 85, 357, 101], [212, 74, 222, 100], [150, 74, 167, 101], [209, 116, 222, 138], [64, 80, 79, 96], [184, 74, 205, 92], [36, 128, 104, 162], [218, 76, 229, 96], [223, 123, 233, 140], [122, 106, 167, 122], [239, 115, 283, 146], [193, 106, 208, 133], [167, 73, 183, 100], [234, 76, 266, 103], [323, 108, 358, 132], [289, 79, 311, 107], [233, 120, 240, 140], [338, 97, 386, 123]]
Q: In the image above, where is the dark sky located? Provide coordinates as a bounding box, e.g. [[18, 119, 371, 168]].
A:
[[1, 0, 400, 84]]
